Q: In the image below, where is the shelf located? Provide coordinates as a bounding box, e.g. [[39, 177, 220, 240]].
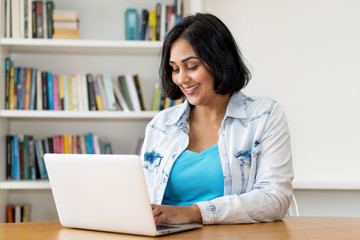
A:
[[0, 180, 50, 190], [0, 110, 158, 120], [0, 38, 163, 55], [293, 180, 360, 191]]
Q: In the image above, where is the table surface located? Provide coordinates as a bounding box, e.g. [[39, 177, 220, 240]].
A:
[[1, 217, 360, 240]]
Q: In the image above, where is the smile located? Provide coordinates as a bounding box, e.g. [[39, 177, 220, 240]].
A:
[[184, 84, 200, 92]]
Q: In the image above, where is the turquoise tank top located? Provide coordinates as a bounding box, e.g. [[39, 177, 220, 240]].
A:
[[162, 143, 224, 206]]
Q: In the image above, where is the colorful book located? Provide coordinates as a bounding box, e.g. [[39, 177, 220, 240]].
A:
[[67, 75, 73, 110], [46, 0, 54, 38], [92, 76, 103, 111], [52, 74, 59, 110], [6, 135, 13, 180], [24, 68, 32, 110], [102, 74, 116, 111], [118, 75, 134, 111], [58, 75, 65, 110], [112, 78, 130, 112], [152, 83, 160, 111], [30, 68, 37, 110], [147, 9, 157, 41], [86, 74, 96, 111], [125, 8, 138, 40], [5, 58, 11, 109], [125, 74, 141, 111], [9, 68, 15, 110], [41, 71, 48, 110], [36, 70, 42, 110], [133, 74, 146, 110], [12, 135, 20, 180], [63, 75, 69, 110], [140, 9, 149, 41], [96, 74, 108, 110], [47, 72, 53, 110]]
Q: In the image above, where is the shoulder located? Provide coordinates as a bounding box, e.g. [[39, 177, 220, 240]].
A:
[[146, 102, 189, 134]]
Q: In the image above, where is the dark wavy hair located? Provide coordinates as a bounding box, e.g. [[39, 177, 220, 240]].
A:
[[160, 13, 251, 100]]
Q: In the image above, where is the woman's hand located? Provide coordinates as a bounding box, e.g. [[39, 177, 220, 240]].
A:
[[152, 204, 202, 225]]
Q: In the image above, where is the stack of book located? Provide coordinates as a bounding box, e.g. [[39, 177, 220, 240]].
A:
[[126, 0, 185, 41], [4, 58, 151, 112], [6, 133, 112, 181], [52, 10, 80, 39], [6, 204, 31, 223]]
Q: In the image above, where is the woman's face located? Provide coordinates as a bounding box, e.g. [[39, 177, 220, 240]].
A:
[[169, 38, 220, 107]]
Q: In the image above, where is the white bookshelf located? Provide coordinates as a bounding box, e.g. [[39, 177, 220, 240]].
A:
[[0, 0, 203, 223]]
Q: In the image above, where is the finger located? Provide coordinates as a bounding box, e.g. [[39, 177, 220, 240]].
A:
[[152, 205, 163, 218]]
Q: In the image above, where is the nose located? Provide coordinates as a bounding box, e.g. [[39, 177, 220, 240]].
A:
[[177, 69, 189, 84]]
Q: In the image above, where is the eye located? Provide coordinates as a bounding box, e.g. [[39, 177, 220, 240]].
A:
[[187, 65, 198, 71], [172, 68, 180, 73]]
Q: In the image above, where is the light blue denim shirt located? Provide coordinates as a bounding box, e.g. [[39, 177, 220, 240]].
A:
[[140, 91, 293, 224]]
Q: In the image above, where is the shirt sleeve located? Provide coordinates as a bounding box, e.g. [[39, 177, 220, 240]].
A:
[[195, 103, 294, 224]]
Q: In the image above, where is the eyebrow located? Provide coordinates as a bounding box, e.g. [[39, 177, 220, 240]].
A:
[[169, 56, 200, 64]]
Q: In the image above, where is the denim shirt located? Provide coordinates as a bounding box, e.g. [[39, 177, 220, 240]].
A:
[[140, 91, 293, 224]]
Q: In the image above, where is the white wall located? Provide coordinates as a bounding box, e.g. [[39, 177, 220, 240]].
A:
[[203, 0, 360, 216]]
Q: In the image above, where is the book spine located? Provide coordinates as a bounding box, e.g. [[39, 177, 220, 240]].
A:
[[27, 0, 32, 39], [6, 135, 13, 180], [12, 135, 20, 180], [46, 0, 54, 38], [47, 72, 53, 110], [35, 0, 43, 38], [52, 74, 59, 110], [36, 70, 42, 110], [28, 136, 36, 180], [152, 83, 160, 111], [9, 68, 15, 109], [63, 75, 69, 110], [41, 71, 48, 110], [23, 135, 29, 180], [32, 1, 37, 38], [125, 8, 138, 40], [15, 67, 22, 110], [92, 76, 103, 111], [5, 58, 11, 109], [34, 140, 45, 179], [85, 133, 94, 154], [58, 75, 65, 110], [103, 74, 116, 111], [24, 68, 32, 110], [30, 68, 37, 110], [68, 75, 73, 110], [118, 75, 134, 111], [86, 74, 96, 111], [125, 74, 141, 112], [133, 74, 146, 111]]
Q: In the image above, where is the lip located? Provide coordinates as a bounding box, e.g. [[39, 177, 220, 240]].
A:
[[183, 83, 200, 95]]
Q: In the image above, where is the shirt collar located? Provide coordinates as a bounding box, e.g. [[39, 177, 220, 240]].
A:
[[164, 91, 249, 127]]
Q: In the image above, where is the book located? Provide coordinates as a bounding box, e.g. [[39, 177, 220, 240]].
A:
[[133, 74, 146, 110], [5, 0, 11, 38], [112, 78, 130, 112], [96, 74, 108, 111], [63, 75, 69, 110], [92, 76, 103, 111], [118, 75, 134, 111], [46, 0, 54, 38], [28, 136, 36, 180], [140, 9, 149, 41], [152, 83, 160, 111], [7, 205, 14, 223], [35, 0, 44, 38], [86, 74, 96, 111], [5, 58, 11, 109], [30, 68, 37, 110], [125, 8, 138, 40], [18, 134, 24, 179], [15, 67, 22, 109], [36, 70, 42, 110], [125, 74, 142, 111], [53, 21, 79, 29], [6, 135, 13, 180], [24, 68, 32, 110], [67, 74, 73, 110], [41, 71, 48, 110], [147, 9, 156, 41], [58, 75, 65, 110], [11, 0, 21, 38], [12, 135, 20, 180], [52, 10, 78, 22], [47, 72, 53, 110], [102, 74, 116, 111], [53, 28, 80, 39], [52, 74, 59, 110], [9, 68, 15, 110]]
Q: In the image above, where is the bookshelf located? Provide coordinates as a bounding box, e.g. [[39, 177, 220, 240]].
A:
[[0, 0, 203, 223]]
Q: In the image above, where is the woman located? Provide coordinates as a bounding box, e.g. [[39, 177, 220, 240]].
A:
[[140, 13, 293, 225]]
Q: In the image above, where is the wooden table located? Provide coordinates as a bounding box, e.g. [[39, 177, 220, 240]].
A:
[[1, 217, 360, 240]]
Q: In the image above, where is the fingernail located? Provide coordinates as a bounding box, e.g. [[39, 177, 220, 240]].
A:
[[155, 220, 158, 225]]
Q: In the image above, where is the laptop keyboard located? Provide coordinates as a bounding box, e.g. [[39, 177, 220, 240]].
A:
[[156, 224, 180, 231]]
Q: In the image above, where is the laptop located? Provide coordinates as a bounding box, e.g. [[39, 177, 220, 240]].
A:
[[44, 153, 202, 236]]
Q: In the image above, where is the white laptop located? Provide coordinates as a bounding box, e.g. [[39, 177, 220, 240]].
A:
[[44, 153, 202, 236]]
